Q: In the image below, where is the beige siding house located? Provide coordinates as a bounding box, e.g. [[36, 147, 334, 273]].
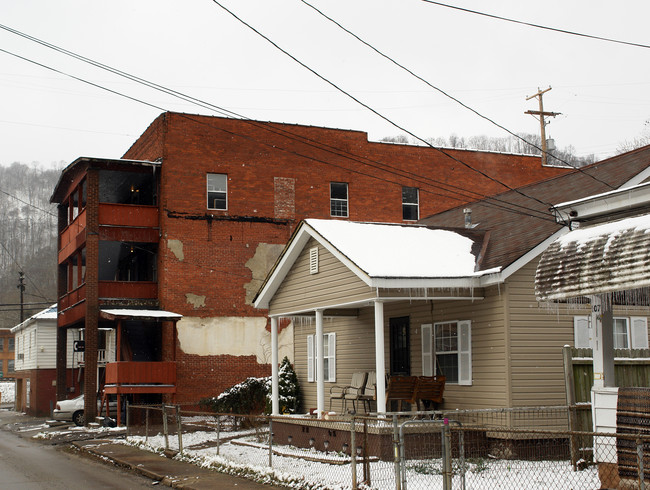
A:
[[254, 145, 650, 415]]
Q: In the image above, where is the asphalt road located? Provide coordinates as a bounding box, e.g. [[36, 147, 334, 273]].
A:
[[0, 427, 154, 489]]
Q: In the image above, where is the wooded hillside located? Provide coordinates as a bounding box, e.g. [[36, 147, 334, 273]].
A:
[[0, 163, 60, 329]]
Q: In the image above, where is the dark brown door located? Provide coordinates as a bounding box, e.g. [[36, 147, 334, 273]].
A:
[[390, 316, 411, 376]]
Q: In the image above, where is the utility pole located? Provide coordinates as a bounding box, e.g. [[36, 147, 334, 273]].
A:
[[525, 86, 561, 166], [17, 271, 25, 323]]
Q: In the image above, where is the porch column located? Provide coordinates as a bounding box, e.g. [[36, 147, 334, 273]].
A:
[[374, 300, 387, 413], [315, 309, 325, 416], [591, 296, 615, 389], [271, 316, 279, 415]]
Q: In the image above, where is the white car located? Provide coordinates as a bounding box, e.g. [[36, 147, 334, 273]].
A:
[[53, 394, 118, 426]]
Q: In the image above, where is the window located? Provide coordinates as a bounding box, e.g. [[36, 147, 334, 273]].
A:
[[330, 182, 348, 217], [573, 316, 648, 349], [0, 338, 3, 352], [207, 173, 227, 210], [307, 333, 336, 382], [431, 320, 472, 385], [402, 187, 419, 221], [7, 360, 14, 372], [8, 337, 13, 351]]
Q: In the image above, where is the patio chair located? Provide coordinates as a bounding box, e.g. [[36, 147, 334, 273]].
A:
[[358, 371, 377, 413], [329, 372, 368, 413]]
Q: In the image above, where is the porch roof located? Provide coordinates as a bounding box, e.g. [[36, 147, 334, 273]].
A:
[[535, 213, 650, 301], [99, 309, 182, 322], [254, 219, 498, 310]]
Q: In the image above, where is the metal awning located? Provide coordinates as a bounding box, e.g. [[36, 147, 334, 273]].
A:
[[535, 214, 650, 302], [99, 309, 182, 322]]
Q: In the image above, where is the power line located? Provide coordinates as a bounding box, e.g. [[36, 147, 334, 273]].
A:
[[298, 0, 614, 190], [0, 187, 57, 217], [421, 1, 650, 50], [1, 23, 557, 221], [210, 0, 575, 212]]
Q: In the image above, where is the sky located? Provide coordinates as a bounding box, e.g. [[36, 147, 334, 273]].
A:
[[1, 0, 649, 169]]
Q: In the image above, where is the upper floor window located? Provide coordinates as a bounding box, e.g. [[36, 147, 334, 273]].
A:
[[8, 338, 14, 352], [330, 182, 348, 217], [402, 186, 419, 221], [207, 173, 227, 210], [0, 338, 3, 352]]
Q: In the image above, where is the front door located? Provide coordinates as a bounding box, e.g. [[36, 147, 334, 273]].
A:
[[390, 316, 411, 376]]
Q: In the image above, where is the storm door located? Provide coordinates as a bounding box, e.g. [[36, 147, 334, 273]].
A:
[[389, 316, 411, 376]]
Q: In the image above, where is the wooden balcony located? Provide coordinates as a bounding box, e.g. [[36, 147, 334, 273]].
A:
[[98, 281, 157, 300], [58, 210, 86, 263], [98, 203, 158, 228], [104, 361, 176, 394]]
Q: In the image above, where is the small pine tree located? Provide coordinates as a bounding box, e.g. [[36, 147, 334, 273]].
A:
[[266, 356, 300, 414]]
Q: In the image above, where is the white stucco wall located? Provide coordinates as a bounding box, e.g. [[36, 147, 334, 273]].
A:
[[177, 316, 293, 364]]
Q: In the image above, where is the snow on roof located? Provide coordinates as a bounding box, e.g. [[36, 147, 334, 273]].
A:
[[536, 213, 650, 301], [10, 304, 57, 332], [99, 309, 182, 320], [306, 219, 481, 278]]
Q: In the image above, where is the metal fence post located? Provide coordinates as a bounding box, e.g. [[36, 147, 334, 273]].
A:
[[176, 405, 183, 454], [216, 415, 221, 456], [442, 419, 452, 490], [393, 414, 402, 490], [268, 417, 273, 468], [638, 436, 645, 490], [125, 400, 130, 438], [350, 417, 357, 490], [162, 405, 169, 451]]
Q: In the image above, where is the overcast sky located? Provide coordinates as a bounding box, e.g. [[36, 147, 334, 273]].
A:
[[1, 0, 649, 168]]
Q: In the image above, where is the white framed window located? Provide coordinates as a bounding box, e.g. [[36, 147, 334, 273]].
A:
[[573, 316, 591, 349], [330, 182, 348, 217], [307, 332, 336, 383], [573, 315, 648, 350], [402, 186, 419, 221], [432, 320, 472, 385], [207, 173, 227, 210]]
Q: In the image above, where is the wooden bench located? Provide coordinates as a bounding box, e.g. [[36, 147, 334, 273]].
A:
[[385, 375, 446, 411]]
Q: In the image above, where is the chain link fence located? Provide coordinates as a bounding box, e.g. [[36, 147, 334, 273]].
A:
[[124, 404, 650, 489]]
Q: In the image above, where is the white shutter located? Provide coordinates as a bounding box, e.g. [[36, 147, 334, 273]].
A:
[[421, 324, 433, 376], [458, 320, 472, 386], [631, 317, 649, 349], [327, 333, 336, 383], [307, 335, 314, 382], [573, 316, 590, 349]]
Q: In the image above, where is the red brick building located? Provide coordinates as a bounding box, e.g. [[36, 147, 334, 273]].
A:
[[0, 329, 15, 380], [52, 112, 571, 421]]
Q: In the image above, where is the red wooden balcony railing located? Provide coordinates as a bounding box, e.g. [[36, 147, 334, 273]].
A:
[[104, 361, 176, 395]]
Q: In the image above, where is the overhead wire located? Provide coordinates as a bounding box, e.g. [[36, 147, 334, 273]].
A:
[[209, 0, 606, 214], [421, 1, 650, 50], [298, 0, 614, 190], [0, 24, 558, 221]]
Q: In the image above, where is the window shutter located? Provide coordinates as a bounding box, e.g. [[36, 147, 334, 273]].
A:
[[421, 324, 433, 376], [309, 247, 319, 274], [328, 333, 336, 382], [631, 317, 649, 349], [458, 320, 472, 386], [573, 316, 590, 349], [307, 335, 314, 382]]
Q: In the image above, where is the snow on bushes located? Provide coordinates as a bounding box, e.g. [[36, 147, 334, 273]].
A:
[[200, 356, 300, 415], [0, 381, 15, 404]]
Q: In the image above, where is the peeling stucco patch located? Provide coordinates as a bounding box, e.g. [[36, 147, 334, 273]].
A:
[[168, 239, 184, 261], [177, 316, 293, 364], [244, 243, 285, 305], [185, 293, 206, 309]]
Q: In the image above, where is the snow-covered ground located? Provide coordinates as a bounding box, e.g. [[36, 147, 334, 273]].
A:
[[0, 380, 15, 404], [121, 427, 601, 490]]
